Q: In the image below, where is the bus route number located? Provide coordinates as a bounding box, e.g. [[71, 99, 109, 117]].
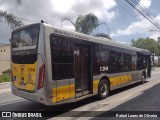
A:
[[100, 66, 108, 72]]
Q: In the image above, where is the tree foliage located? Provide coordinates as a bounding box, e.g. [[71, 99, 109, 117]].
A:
[[0, 10, 23, 30], [0, 0, 23, 30], [131, 38, 160, 55], [62, 13, 111, 39]]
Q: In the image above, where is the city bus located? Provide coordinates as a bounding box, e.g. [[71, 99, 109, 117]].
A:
[[11, 21, 151, 105]]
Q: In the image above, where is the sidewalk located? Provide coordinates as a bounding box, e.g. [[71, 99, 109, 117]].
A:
[[152, 66, 160, 71], [0, 82, 10, 90]]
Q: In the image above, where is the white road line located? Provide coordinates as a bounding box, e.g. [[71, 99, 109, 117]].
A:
[[96, 107, 107, 111], [115, 95, 131, 103], [0, 99, 26, 107]]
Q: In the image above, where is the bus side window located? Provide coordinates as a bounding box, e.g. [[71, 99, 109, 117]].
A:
[[93, 44, 109, 74], [132, 55, 137, 70], [50, 35, 74, 80], [109, 51, 122, 73], [123, 54, 132, 72], [137, 53, 146, 70], [93, 44, 101, 75]]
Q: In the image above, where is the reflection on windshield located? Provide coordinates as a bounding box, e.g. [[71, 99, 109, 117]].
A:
[[19, 31, 32, 46], [12, 26, 39, 50]]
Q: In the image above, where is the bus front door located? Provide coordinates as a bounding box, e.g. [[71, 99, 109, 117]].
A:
[[74, 44, 91, 97]]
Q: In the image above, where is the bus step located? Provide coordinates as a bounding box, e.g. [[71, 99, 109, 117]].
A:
[[76, 94, 92, 100]]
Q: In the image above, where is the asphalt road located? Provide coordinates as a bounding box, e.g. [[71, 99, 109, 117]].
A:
[[0, 70, 160, 120]]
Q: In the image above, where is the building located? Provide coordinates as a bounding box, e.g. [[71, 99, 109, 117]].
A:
[[0, 43, 10, 61], [0, 43, 11, 76]]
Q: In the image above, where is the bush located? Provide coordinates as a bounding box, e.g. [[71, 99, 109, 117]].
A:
[[0, 75, 11, 83]]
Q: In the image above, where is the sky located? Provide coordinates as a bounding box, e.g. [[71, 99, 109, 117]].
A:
[[0, 0, 160, 44]]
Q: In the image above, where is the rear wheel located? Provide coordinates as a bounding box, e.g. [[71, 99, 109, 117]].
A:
[[98, 80, 109, 99]]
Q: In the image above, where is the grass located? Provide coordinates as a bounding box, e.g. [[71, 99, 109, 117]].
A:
[[0, 74, 11, 83]]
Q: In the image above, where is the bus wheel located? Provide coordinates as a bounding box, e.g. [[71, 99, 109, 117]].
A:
[[98, 80, 109, 99], [141, 73, 146, 84]]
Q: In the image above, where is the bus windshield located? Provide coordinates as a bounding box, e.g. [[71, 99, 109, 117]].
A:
[[12, 25, 39, 50]]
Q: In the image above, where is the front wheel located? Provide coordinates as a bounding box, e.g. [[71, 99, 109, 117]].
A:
[[98, 80, 109, 99]]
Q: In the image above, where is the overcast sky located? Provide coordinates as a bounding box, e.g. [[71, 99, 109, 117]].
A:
[[0, 0, 160, 44]]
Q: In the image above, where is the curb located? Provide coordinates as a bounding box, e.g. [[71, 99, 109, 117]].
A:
[[0, 82, 10, 85]]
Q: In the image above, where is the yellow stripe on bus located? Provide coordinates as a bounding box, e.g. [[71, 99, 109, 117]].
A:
[[110, 75, 132, 87], [52, 84, 75, 102], [93, 75, 132, 92], [52, 75, 132, 102], [93, 80, 100, 91]]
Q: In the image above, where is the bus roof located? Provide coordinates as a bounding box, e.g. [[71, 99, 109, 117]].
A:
[[13, 23, 150, 55], [45, 23, 150, 55]]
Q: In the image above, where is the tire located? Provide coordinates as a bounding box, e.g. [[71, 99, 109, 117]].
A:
[[98, 80, 109, 99], [141, 73, 146, 84]]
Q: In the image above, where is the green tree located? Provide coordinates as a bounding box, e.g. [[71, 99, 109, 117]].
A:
[[131, 38, 160, 55], [62, 13, 111, 39], [0, 0, 23, 30]]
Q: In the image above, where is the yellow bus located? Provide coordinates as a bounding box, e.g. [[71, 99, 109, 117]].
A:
[[11, 21, 151, 105]]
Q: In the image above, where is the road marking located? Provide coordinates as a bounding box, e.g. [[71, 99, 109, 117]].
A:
[[96, 107, 107, 111], [0, 99, 26, 107], [115, 95, 131, 103]]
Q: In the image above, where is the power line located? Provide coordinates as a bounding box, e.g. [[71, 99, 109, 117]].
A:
[[126, 0, 160, 30], [133, 0, 160, 36], [115, 0, 154, 35], [134, 0, 160, 28], [127, 0, 160, 29], [128, 0, 160, 36], [116, 0, 139, 19]]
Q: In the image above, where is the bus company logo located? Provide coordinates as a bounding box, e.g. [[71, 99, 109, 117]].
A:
[[21, 67, 24, 75], [2, 112, 11, 117]]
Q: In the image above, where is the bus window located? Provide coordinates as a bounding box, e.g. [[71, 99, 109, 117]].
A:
[[93, 44, 101, 75], [93, 44, 109, 74], [50, 35, 74, 80], [123, 54, 132, 72], [109, 51, 122, 73], [12, 26, 39, 50], [137, 53, 147, 70], [132, 55, 137, 70]]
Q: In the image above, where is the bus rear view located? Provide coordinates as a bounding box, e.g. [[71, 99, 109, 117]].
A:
[[11, 23, 46, 104]]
